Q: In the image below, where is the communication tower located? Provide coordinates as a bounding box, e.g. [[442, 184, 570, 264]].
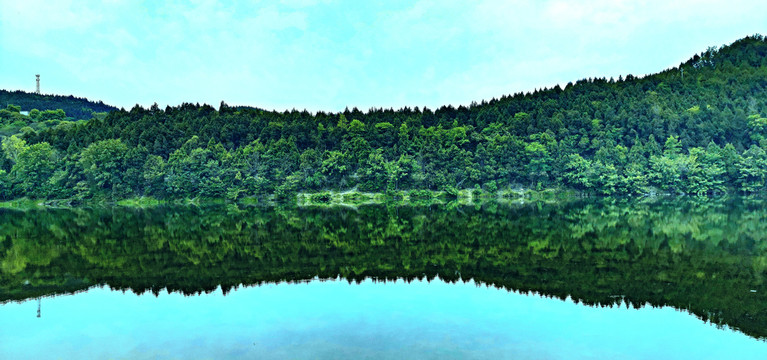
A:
[[36, 74, 40, 94]]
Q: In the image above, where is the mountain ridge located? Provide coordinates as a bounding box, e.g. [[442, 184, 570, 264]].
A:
[[0, 89, 117, 120], [3, 35, 765, 118], [1, 34, 767, 200]]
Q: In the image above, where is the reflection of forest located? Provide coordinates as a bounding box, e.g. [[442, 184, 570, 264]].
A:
[[1, 198, 766, 338]]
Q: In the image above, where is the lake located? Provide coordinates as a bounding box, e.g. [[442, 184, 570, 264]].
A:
[[1, 197, 766, 359]]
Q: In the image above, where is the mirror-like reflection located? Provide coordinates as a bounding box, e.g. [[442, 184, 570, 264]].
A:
[[1, 197, 766, 340], [3, 279, 767, 360]]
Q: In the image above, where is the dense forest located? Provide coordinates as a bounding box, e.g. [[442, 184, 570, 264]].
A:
[[0, 90, 116, 122], [2, 35, 767, 201], [2, 199, 766, 338], [0, 90, 116, 140]]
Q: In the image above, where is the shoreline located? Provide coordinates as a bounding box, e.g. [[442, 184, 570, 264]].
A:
[[0, 187, 583, 209], [0, 187, 743, 210]]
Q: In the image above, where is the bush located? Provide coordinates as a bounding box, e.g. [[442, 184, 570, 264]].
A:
[[484, 180, 498, 193], [472, 184, 482, 197], [309, 191, 332, 202], [442, 185, 459, 199], [341, 191, 370, 202], [408, 189, 433, 199], [274, 172, 301, 201]]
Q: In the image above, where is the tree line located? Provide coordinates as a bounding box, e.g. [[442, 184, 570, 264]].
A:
[[1, 35, 767, 201], [0, 89, 116, 121]]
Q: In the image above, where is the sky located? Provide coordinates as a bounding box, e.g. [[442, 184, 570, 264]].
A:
[[1, 0, 766, 113]]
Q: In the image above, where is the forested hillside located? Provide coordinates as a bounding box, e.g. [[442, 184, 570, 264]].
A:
[[0, 90, 116, 120], [2, 35, 767, 202]]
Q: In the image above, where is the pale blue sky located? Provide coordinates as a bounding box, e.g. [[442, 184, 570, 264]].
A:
[[1, 0, 766, 112]]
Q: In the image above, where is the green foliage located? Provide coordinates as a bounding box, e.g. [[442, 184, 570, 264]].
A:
[[0, 169, 9, 199], [5, 36, 767, 200], [648, 155, 685, 193], [407, 189, 433, 200], [274, 171, 301, 201], [564, 154, 592, 190], [663, 135, 682, 157], [2, 135, 27, 164], [0, 89, 116, 120], [737, 145, 767, 193], [309, 191, 333, 202], [80, 139, 130, 199], [143, 155, 166, 197], [484, 180, 498, 193], [441, 185, 459, 198], [11, 142, 57, 197], [348, 119, 365, 133], [524, 140, 551, 185], [3, 198, 767, 338], [320, 150, 351, 188]]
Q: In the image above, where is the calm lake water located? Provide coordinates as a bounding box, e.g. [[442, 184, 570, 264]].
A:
[[1, 197, 767, 359]]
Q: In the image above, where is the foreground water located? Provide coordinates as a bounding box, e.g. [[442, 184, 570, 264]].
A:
[[1, 197, 767, 358]]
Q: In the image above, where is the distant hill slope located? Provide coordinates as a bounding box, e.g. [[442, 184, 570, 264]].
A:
[[2, 35, 767, 201], [0, 90, 116, 120]]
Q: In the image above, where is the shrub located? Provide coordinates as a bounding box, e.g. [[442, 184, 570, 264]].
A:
[[309, 191, 332, 202]]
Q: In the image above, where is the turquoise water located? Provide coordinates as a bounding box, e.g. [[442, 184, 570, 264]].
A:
[[3, 279, 766, 359], [2, 198, 767, 358]]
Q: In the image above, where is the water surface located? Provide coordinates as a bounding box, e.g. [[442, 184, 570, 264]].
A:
[[1, 197, 766, 358]]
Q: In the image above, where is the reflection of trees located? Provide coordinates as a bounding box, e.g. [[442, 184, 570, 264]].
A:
[[1, 198, 766, 338]]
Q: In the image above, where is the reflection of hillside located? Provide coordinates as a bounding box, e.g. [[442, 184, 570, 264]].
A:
[[1, 198, 766, 339]]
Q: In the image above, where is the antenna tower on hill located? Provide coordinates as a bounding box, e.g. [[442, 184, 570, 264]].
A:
[[35, 74, 41, 94]]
